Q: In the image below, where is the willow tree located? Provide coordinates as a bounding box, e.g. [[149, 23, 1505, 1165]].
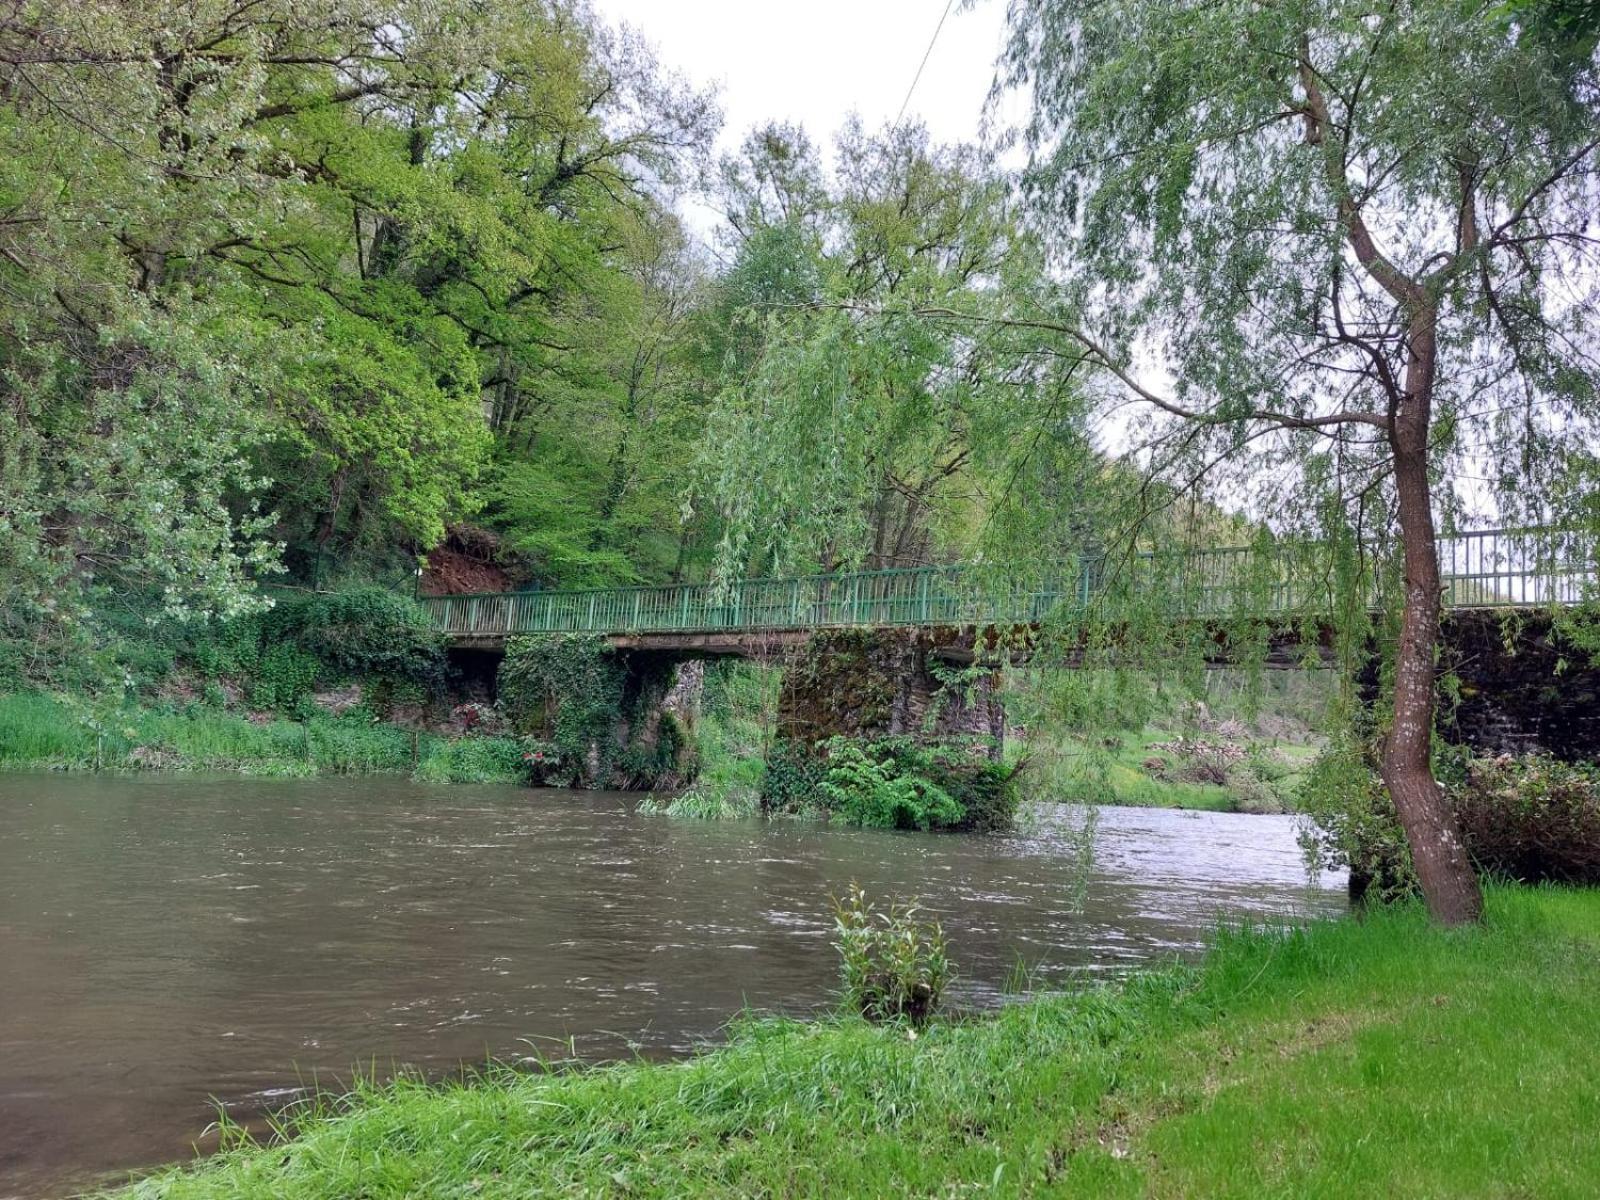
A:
[[695, 121, 1097, 577], [1002, 0, 1600, 922]]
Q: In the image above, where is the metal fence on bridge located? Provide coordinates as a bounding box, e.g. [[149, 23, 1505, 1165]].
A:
[[420, 527, 1598, 641]]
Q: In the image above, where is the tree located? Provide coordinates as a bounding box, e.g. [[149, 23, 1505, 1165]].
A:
[[0, 0, 719, 662], [1001, 0, 1600, 922], [697, 120, 1091, 576]]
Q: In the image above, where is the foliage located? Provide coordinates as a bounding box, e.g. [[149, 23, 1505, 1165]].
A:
[[247, 644, 322, 714], [813, 736, 1018, 832], [0, 691, 522, 783], [498, 635, 625, 784], [94, 887, 1600, 1198], [172, 587, 446, 713], [759, 739, 829, 816], [413, 736, 528, 786], [1140, 736, 1295, 814], [638, 662, 775, 820], [1002, 0, 1600, 541], [1452, 755, 1600, 884], [498, 634, 693, 789], [694, 120, 1091, 577], [818, 740, 965, 832], [1298, 741, 1420, 904], [1003, 0, 1600, 919], [1301, 749, 1600, 897], [830, 883, 951, 1025], [1145, 738, 1247, 787], [617, 712, 696, 790], [0, 0, 722, 670], [269, 589, 446, 690], [637, 787, 758, 821]]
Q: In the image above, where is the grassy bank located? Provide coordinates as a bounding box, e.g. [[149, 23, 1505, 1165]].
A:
[[109, 886, 1599, 1198], [1013, 729, 1320, 813], [0, 692, 526, 784]]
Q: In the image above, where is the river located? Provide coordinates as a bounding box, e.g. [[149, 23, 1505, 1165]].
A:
[[0, 773, 1344, 1197]]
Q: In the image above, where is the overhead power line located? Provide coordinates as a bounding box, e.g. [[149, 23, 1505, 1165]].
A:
[[894, 0, 956, 130]]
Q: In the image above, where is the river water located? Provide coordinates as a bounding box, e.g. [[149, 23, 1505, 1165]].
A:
[[0, 773, 1344, 1197]]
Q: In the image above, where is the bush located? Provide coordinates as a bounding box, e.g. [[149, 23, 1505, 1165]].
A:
[[819, 736, 1019, 832], [831, 883, 951, 1025], [1454, 755, 1600, 884], [248, 642, 320, 710], [1300, 748, 1600, 900], [170, 585, 446, 712], [1298, 744, 1418, 904], [761, 738, 829, 815], [820, 740, 965, 831], [1147, 737, 1246, 785]]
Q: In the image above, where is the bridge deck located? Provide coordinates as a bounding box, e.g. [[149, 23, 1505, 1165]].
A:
[[422, 527, 1596, 645]]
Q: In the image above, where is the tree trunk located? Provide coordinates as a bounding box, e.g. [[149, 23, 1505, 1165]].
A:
[[1381, 310, 1483, 926]]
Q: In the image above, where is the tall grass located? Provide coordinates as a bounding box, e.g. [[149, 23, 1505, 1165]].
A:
[[0, 692, 525, 784], [0, 692, 98, 764], [639, 661, 772, 821], [637, 787, 759, 820], [101, 886, 1600, 1198]]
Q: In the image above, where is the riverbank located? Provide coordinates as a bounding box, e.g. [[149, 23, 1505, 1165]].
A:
[[1010, 729, 1320, 814], [104, 885, 1598, 1198], [0, 692, 527, 784]]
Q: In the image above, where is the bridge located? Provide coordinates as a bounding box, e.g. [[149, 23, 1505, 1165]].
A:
[[422, 526, 1596, 649], [422, 526, 1600, 784]]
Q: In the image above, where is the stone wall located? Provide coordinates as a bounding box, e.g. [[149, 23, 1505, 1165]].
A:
[[1441, 611, 1600, 761], [776, 628, 1005, 754]]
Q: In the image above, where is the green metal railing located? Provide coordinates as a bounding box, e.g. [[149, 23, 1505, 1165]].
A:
[[421, 527, 1598, 641]]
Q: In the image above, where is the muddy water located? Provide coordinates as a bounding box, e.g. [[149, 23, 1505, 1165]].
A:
[[0, 773, 1343, 1197]]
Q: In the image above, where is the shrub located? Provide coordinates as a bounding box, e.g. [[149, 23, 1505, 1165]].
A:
[[1454, 755, 1600, 884], [1300, 748, 1600, 901], [761, 738, 828, 815], [831, 883, 951, 1025], [170, 585, 447, 713], [812, 736, 1019, 832], [820, 740, 965, 831], [268, 587, 446, 692], [248, 642, 319, 710], [1147, 736, 1246, 785], [1298, 744, 1420, 903]]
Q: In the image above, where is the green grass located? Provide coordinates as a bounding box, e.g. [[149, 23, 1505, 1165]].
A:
[[637, 786, 760, 820], [0, 692, 525, 785], [1016, 729, 1320, 813], [105, 886, 1600, 1198], [639, 662, 771, 820]]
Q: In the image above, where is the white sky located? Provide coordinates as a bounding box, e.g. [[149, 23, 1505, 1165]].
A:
[[592, 0, 1011, 234]]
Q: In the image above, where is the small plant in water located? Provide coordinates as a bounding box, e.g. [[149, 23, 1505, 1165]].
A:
[[831, 882, 951, 1025]]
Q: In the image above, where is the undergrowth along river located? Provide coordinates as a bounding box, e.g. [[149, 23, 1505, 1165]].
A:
[[104, 886, 1600, 1199], [0, 691, 527, 783]]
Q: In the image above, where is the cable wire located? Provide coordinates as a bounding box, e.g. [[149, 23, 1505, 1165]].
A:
[[894, 0, 956, 129]]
